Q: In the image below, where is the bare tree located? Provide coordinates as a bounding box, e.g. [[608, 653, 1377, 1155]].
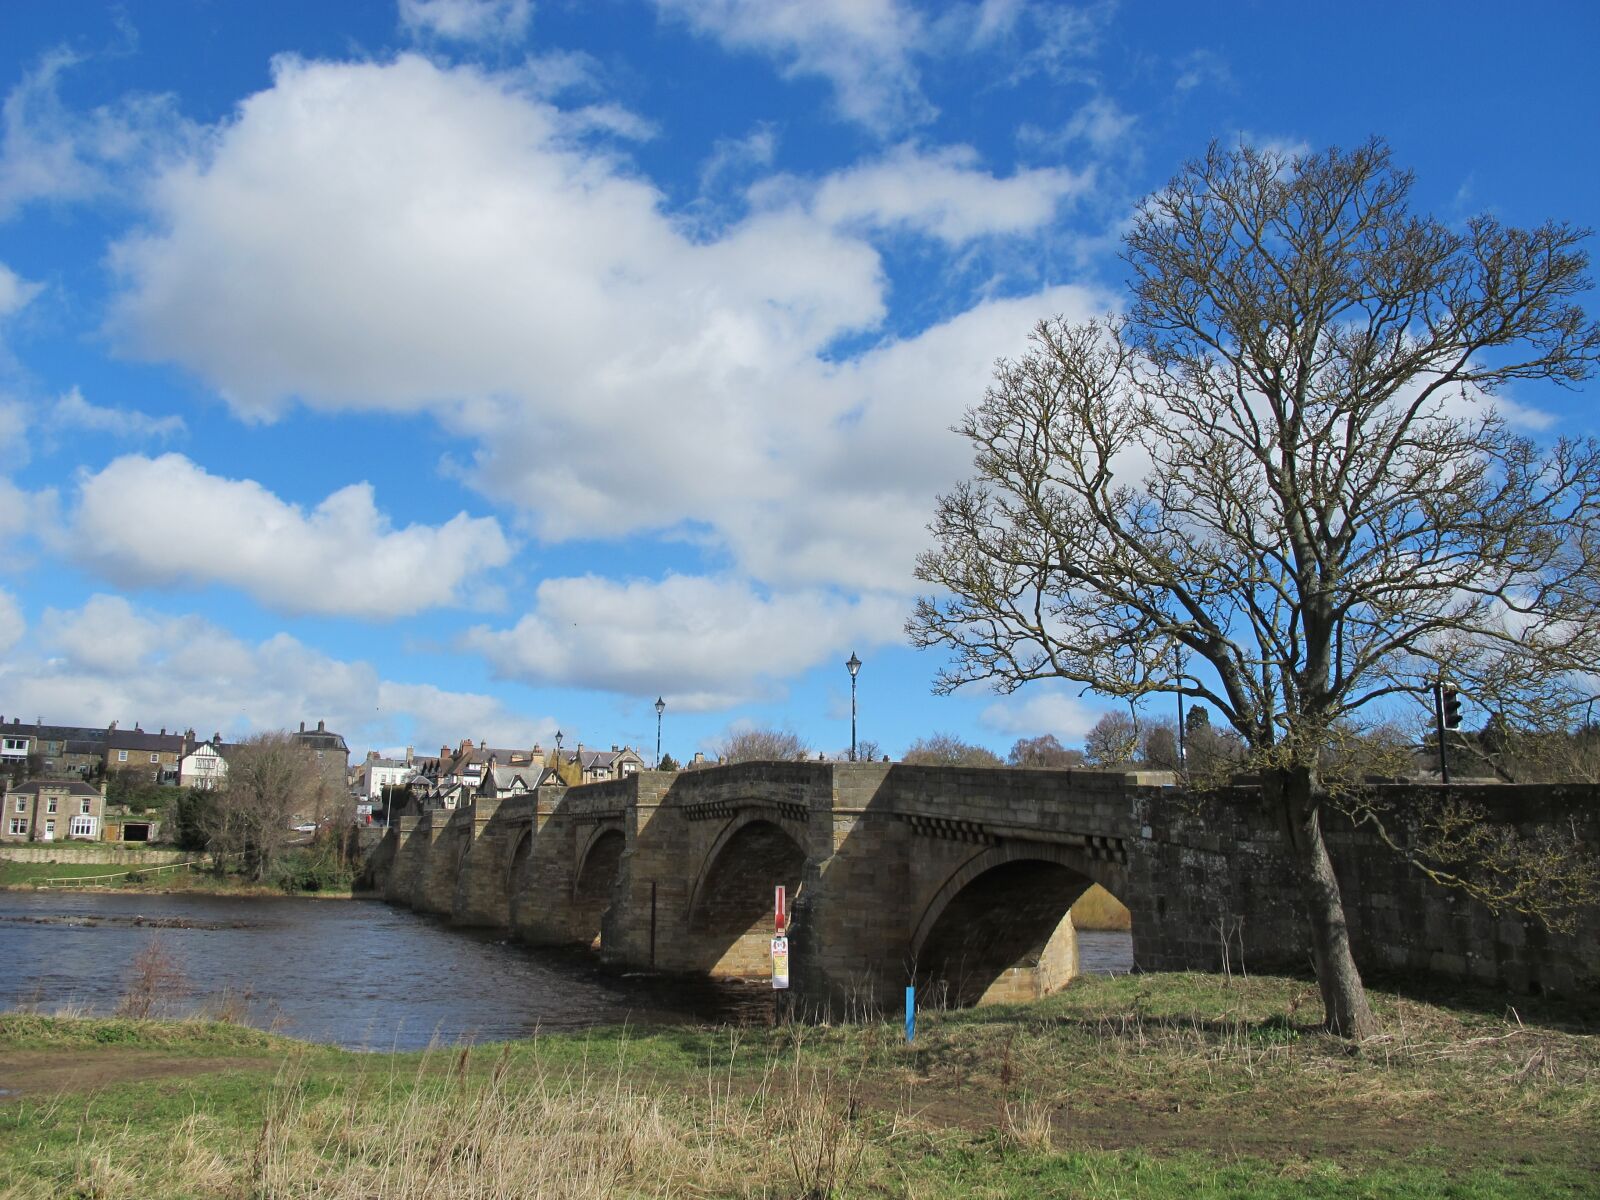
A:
[[1082, 713, 1138, 767], [1007, 734, 1084, 768], [911, 140, 1600, 1037], [207, 731, 322, 881], [1139, 720, 1181, 772], [902, 733, 1003, 767], [720, 728, 810, 763]]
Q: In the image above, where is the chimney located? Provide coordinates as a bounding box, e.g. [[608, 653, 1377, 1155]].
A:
[[405, 746, 413, 765], [160, 727, 166, 736], [693, 751, 705, 765], [368, 749, 379, 761], [300, 721, 306, 733], [317, 719, 325, 733], [213, 732, 221, 744], [109, 720, 117, 731]]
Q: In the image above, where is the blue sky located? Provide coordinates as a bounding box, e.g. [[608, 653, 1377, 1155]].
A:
[[1, 0, 1596, 763]]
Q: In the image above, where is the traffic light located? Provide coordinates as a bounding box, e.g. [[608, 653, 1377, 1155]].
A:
[[1441, 687, 1463, 730]]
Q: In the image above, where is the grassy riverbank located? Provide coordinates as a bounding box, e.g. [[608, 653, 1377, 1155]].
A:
[[2, 972, 1594, 1198], [0, 856, 355, 898]]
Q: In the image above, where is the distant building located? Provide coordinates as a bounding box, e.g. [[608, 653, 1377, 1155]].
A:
[[2, 778, 107, 843], [104, 724, 188, 784], [177, 735, 236, 790], [2, 717, 109, 778], [293, 719, 351, 817], [354, 748, 418, 802]]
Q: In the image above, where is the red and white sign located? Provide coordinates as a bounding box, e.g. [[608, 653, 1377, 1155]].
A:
[[771, 937, 790, 989], [774, 885, 787, 935]]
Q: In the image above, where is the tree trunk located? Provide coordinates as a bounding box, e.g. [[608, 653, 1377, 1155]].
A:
[[1273, 764, 1379, 1039]]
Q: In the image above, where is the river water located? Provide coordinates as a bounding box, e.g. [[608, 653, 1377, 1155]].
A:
[[0, 891, 1132, 1049]]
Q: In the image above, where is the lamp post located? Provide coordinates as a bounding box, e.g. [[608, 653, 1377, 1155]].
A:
[[654, 697, 665, 768], [846, 652, 861, 762]]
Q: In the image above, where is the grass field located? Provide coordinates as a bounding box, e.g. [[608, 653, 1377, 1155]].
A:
[[2, 971, 1594, 1198], [0, 858, 354, 897]]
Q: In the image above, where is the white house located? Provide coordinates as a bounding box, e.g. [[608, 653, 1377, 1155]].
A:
[[177, 738, 232, 790], [353, 749, 418, 802]]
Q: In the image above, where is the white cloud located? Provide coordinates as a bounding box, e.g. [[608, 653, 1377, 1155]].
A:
[[4, 594, 540, 751], [67, 453, 512, 618], [105, 55, 1106, 601], [1175, 49, 1232, 94], [0, 48, 192, 219], [0, 261, 42, 318], [51, 386, 185, 441], [398, 0, 532, 44], [979, 688, 1103, 741], [0, 399, 33, 470], [807, 143, 1089, 243], [0, 586, 23, 654], [463, 574, 905, 709], [652, 0, 931, 132], [1061, 96, 1134, 152]]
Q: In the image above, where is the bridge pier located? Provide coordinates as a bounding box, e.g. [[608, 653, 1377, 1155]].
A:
[[452, 796, 534, 926]]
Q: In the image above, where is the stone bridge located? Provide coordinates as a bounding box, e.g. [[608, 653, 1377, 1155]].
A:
[[363, 762, 1598, 1011]]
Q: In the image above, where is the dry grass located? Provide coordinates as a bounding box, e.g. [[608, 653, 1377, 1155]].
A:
[[3, 974, 1596, 1198], [1068, 883, 1132, 931]]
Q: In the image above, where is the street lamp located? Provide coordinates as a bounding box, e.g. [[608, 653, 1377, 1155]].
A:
[[846, 652, 862, 762], [654, 697, 665, 768]]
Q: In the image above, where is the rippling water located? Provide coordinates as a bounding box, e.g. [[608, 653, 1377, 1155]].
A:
[[1, 891, 1132, 1049]]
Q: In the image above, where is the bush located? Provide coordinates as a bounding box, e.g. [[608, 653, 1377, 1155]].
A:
[[271, 842, 354, 894]]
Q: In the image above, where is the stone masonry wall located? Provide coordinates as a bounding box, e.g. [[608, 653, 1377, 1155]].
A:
[[0, 844, 187, 866], [1131, 783, 1600, 996], [366, 764, 1600, 1007]]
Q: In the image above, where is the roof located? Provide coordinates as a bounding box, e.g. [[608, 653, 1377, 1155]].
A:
[[483, 764, 550, 791], [0, 720, 107, 744], [106, 728, 188, 753], [5, 778, 103, 798]]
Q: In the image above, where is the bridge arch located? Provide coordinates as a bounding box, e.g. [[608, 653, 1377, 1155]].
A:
[[912, 843, 1126, 1008], [569, 825, 626, 948], [508, 827, 534, 892], [685, 811, 807, 976]]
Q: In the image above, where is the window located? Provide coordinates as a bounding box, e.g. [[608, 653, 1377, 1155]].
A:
[[117, 750, 128, 762], [150, 752, 159, 763], [70, 816, 95, 837], [7, 817, 24, 835], [81, 798, 92, 814], [12, 797, 22, 813], [47, 798, 57, 813]]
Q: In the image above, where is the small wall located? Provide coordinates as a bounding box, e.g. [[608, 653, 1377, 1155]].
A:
[[0, 844, 187, 866]]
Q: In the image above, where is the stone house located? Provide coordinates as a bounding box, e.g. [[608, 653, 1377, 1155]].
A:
[[2, 778, 107, 843], [1, 718, 109, 779], [292, 719, 351, 819], [105, 724, 188, 783]]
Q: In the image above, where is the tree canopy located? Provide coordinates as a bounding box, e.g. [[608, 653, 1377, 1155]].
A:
[[910, 140, 1600, 1036], [902, 733, 1003, 767], [719, 728, 810, 763]]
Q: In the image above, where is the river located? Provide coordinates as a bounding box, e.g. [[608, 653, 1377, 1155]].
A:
[[0, 891, 1132, 1049]]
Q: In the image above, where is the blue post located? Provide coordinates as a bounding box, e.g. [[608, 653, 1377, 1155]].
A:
[[905, 985, 916, 1043]]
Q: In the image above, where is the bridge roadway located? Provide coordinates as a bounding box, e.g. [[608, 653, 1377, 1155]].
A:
[[364, 762, 1598, 1013]]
